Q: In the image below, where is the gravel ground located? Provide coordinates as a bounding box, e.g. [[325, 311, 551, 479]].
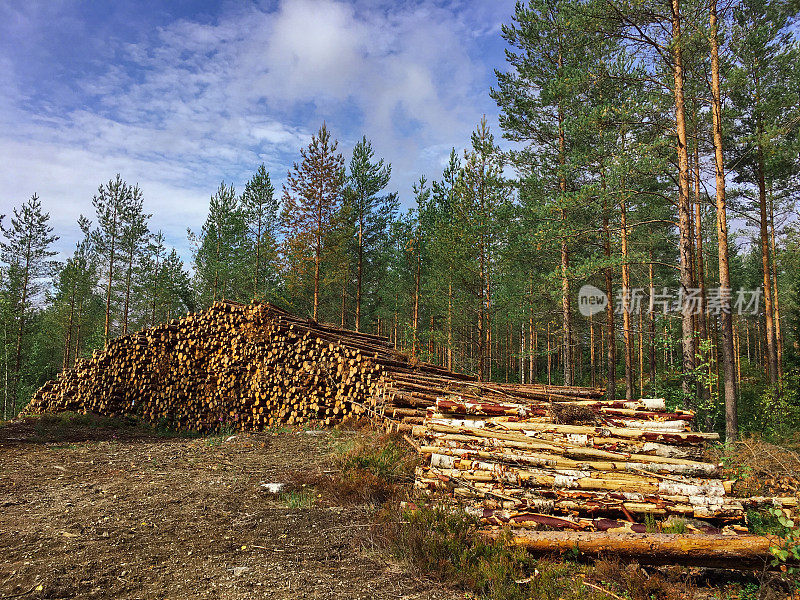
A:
[[0, 415, 456, 600]]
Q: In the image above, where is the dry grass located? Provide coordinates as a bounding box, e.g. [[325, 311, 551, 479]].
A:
[[716, 435, 800, 498], [286, 428, 419, 507], [549, 403, 599, 425], [370, 503, 709, 600]]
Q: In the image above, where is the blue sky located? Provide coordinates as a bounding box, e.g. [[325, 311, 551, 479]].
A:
[[0, 0, 516, 258]]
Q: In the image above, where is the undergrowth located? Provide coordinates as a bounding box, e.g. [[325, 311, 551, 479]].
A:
[[715, 435, 800, 498], [373, 504, 702, 600], [288, 429, 419, 506]]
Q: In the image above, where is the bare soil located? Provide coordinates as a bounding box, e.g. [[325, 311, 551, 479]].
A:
[[0, 415, 456, 600]]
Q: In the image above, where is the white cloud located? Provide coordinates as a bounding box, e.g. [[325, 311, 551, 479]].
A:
[[0, 0, 515, 260]]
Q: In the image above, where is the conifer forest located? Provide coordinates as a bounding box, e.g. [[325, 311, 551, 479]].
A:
[[2, 0, 800, 446]]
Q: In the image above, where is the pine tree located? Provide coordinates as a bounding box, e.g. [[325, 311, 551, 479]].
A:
[[118, 185, 150, 335], [728, 0, 799, 387], [590, 0, 708, 403], [241, 165, 279, 301], [454, 117, 508, 380], [430, 149, 462, 371], [54, 216, 97, 369], [345, 136, 398, 331], [162, 249, 193, 320], [407, 177, 431, 356], [146, 231, 167, 326], [280, 124, 345, 321], [0, 194, 58, 415], [492, 0, 603, 386], [92, 175, 132, 343], [707, 0, 738, 440], [190, 182, 248, 307]]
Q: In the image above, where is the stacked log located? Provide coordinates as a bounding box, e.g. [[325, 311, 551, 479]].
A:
[[25, 301, 483, 431], [411, 396, 797, 530], [26, 300, 615, 433], [25, 301, 799, 566]]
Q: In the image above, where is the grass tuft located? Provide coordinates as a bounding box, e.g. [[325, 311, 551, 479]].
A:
[[282, 489, 316, 509], [288, 430, 419, 507]]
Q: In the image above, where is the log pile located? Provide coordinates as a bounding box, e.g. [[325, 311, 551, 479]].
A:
[[411, 394, 797, 533], [24, 301, 798, 566], [25, 300, 477, 431]]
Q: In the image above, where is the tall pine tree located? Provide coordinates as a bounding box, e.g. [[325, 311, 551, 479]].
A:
[[280, 124, 345, 321], [0, 194, 58, 416]]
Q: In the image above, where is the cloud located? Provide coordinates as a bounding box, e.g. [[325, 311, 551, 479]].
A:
[[0, 0, 516, 260]]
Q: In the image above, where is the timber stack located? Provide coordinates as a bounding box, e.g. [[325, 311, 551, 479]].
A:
[[25, 300, 798, 566], [26, 300, 475, 431], [410, 394, 798, 541]]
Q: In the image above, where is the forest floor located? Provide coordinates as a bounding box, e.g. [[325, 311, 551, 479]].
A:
[[0, 414, 457, 600], [2, 414, 798, 600]]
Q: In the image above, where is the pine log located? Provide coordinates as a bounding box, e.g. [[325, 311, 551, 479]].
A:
[[481, 529, 780, 569]]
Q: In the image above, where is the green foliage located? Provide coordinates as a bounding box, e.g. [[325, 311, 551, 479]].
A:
[[0, 193, 58, 417], [644, 514, 659, 533], [661, 518, 687, 534], [282, 488, 316, 509], [343, 136, 398, 330], [279, 123, 346, 321], [746, 508, 783, 536], [766, 507, 800, 578], [190, 182, 249, 307], [241, 164, 280, 302], [333, 432, 417, 486]]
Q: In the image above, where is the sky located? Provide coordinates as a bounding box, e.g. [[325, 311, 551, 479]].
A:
[[0, 0, 517, 260]]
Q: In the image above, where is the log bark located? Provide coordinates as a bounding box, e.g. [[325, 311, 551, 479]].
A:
[[482, 530, 778, 569]]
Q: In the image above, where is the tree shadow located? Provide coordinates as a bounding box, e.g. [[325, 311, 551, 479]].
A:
[[0, 412, 201, 446]]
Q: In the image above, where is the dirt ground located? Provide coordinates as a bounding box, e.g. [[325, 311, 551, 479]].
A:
[[0, 415, 456, 600]]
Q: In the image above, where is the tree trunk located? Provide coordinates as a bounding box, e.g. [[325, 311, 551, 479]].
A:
[[756, 142, 777, 385], [447, 279, 453, 371], [104, 204, 117, 343], [74, 296, 84, 367], [413, 241, 420, 357], [340, 279, 346, 329], [602, 170, 616, 400], [638, 309, 644, 397], [122, 247, 134, 336], [692, 124, 707, 341], [590, 314, 596, 387], [671, 0, 696, 405], [63, 279, 76, 370], [768, 187, 783, 382], [356, 213, 363, 331], [212, 230, 220, 302], [649, 259, 657, 395], [151, 256, 160, 326], [254, 212, 262, 299], [314, 204, 321, 322], [12, 238, 32, 412], [709, 0, 738, 440], [484, 530, 778, 569], [547, 321, 552, 386], [620, 193, 633, 401], [557, 40, 572, 386]]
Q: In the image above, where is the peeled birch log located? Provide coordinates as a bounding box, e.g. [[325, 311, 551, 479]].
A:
[[408, 383, 796, 535]]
